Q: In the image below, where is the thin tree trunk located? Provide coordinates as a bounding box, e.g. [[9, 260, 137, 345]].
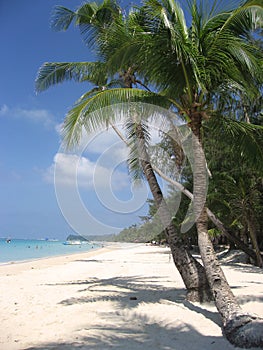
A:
[[191, 112, 263, 348], [134, 121, 212, 301], [246, 211, 263, 267], [240, 224, 249, 246], [110, 67, 212, 302]]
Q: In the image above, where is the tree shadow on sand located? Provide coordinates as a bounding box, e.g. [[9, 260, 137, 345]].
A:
[[46, 275, 221, 326], [23, 314, 231, 350], [22, 248, 263, 350], [24, 274, 259, 350]]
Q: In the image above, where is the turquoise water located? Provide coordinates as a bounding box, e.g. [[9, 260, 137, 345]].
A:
[[0, 238, 99, 264]]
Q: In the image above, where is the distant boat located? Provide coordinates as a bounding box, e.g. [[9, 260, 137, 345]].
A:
[[63, 240, 83, 245], [6, 238, 11, 243], [41, 238, 59, 242]]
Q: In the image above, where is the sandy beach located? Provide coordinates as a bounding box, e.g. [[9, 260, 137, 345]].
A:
[[0, 243, 262, 350]]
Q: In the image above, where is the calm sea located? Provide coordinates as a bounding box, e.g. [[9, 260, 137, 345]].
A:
[[0, 238, 99, 264]]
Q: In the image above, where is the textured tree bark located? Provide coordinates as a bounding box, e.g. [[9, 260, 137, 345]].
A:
[[134, 122, 212, 302], [246, 211, 263, 268], [190, 111, 263, 348], [120, 72, 212, 301]]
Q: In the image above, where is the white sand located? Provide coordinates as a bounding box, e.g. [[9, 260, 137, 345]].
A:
[[0, 243, 262, 350]]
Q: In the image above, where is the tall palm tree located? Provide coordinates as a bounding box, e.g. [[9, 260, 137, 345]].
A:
[[102, 0, 263, 346], [36, 0, 263, 346], [36, 1, 212, 302]]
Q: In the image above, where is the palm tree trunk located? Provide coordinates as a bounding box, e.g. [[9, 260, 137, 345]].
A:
[[191, 113, 263, 348], [134, 122, 212, 302], [246, 211, 263, 267], [119, 72, 212, 301]]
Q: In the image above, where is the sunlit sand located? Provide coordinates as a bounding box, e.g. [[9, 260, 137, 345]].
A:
[[0, 243, 262, 350]]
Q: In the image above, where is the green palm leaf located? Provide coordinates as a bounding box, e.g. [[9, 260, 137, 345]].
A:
[[61, 88, 171, 148], [51, 1, 121, 49], [35, 62, 107, 92], [206, 115, 263, 171], [51, 6, 77, 31]]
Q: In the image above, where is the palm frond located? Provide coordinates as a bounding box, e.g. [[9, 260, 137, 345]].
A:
[[205, 0, 263, 63], [228, 42, 263, 82], [35, 62, 107, 92], [221, 0, 263, 34], [143, 0, 189, 63], [51, 6, 77, 31], [78, 88, 171, 128], [51, 1, 122, 51], [77, 0, 121, 49], [207, 115, 263, 171], [61, 99, 87, 149], [61, 88, 171, 149]]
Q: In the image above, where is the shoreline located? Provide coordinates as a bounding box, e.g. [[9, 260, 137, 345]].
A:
[[0, 242, 144, 276], [0, 242, 124, 276], [0, 239, 107, 266], [0, 242, 105, 267], [0, 243, 262, 350]]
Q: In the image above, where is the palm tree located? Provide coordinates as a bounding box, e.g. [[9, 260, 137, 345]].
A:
[[36, 0, 263, 346], [103, 0, 263, 346], [36, 0, 212, 302]]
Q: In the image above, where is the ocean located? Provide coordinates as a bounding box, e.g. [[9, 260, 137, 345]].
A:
[[0, 238, 99, 264]]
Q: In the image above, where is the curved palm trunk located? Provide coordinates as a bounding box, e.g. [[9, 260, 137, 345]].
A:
[[246, 211, 263, 268], [120, 71, 212, 301], [134, 122, 212, 302], [191, 113, 263, 348]]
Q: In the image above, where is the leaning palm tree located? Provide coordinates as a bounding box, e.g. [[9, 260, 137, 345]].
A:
[[36, 1, 213, 302], [103, 0, 263, 346], [36, 0, 263, 346]]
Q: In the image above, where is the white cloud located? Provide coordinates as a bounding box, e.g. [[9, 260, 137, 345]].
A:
[[43, 152, 130, 191], [84, 128, 122, 153], [56, 123, 129, 159], [58, 126, 130, 165], [0, 104, 9, 115], [0, 104, 57, 129], [74, 126, 125, 152]]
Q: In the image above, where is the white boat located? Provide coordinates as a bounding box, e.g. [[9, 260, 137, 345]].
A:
[[63, 240, 82, 245]]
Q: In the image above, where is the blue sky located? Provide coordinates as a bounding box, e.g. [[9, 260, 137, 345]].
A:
[[0, 0, 155, 240]]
